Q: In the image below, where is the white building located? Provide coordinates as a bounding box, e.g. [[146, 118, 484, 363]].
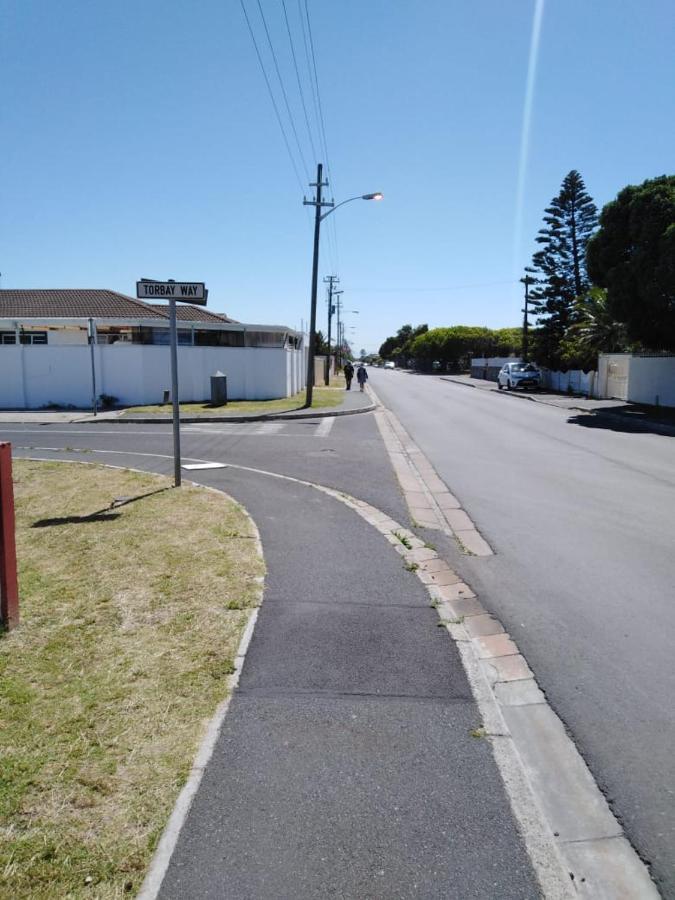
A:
[[0, 289, 306, 408]]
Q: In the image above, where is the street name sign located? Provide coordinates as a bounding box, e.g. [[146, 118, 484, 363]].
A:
[[135, 276, 208, 487], [136, 281, 207, 305]]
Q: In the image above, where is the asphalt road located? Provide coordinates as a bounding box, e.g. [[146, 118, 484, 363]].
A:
[[370, 369, 675, 897]]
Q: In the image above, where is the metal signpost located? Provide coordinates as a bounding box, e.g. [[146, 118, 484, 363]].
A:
[[0, 443, 19, 630], [87, 318, 98, 416], [136, 280, 208, 487]]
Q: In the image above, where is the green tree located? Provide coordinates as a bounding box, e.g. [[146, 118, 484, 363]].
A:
[[490, 328, 522, 357], [379, 323, 428, 364], [314, 329, 330, 356], [529, 170, 598, 368], [586, 175, 675, 350], [559, 287, 628, 371], [411, 326, 497, 372]]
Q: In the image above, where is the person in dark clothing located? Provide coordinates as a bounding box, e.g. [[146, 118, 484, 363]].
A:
[[356, 364, 368, 391], [343, 361, 354, 390]]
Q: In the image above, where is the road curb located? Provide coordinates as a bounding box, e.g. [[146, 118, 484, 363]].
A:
[[368, 384, 493, 556]]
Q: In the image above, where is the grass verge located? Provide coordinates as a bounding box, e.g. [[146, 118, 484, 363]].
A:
[[122, 386, 344, 416], [0, 461, 264, 899]]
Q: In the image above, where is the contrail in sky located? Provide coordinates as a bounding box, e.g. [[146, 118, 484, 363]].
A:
[[512, 0, 545, 284]]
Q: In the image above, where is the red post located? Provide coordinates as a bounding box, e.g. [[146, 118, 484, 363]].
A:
[[0, 443, 19, 630]]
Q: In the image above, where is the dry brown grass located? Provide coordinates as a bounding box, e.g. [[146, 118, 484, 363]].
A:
[[0, 461, 264, 898]]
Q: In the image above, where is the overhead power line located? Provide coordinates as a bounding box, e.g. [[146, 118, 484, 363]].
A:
[[281, 0, 319, 165], [303, 0, 332, 179], [346, 280, 520, 294], [255, 0, 310, 181], [300, 1, 340, 278], [239, 0, 305, 191]]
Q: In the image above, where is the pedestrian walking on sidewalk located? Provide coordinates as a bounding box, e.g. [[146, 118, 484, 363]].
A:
[[357, 363, 368, 392], [343, 361, 354, 390]]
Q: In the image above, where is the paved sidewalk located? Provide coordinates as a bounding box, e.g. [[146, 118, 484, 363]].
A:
[[439, 374, 620, 411], [154, 466, 542, 899], [0, 409, 121, 424]]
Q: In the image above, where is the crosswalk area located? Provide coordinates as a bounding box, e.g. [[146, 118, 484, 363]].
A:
[[181, 417, 335, 438]]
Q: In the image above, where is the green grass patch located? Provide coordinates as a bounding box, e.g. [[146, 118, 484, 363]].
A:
[[0, 461, 264, 898], [123, 387, 344, 417]]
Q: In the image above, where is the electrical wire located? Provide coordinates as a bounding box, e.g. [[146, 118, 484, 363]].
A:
[[303, 0, 332, 179], [295, 0, 335, 270], [345, 280, 520, 294], [281, 0, 319, 165], [239, 0, 305, 192], [255, 0, 311, 181], [301, 0, 341, 273]]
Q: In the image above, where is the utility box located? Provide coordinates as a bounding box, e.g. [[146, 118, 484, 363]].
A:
[[210, 372, 228, 406]]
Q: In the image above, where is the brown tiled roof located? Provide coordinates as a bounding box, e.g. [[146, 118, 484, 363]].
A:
[[0, 289, 165, 319], [0, 289, 239, 325], [147, 304, 237, 324]]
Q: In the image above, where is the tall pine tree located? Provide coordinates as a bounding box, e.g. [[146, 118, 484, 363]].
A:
[[529, 170, 598, 368]]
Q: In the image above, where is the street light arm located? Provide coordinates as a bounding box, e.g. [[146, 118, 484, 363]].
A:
[[320, 192, 383, 222]]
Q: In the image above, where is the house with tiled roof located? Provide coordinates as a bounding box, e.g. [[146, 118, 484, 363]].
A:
[[0, 289, 305, 408]]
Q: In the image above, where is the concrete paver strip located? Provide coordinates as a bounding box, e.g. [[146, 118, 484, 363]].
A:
[[463, 613, 505, 638], [562, 836, 660, 899], [473, 633, 520, 658], [447, 594, 485, 616], [494, 680, 548, 707], [430, 581, 477, 602], [435, 490, 462, 509], [370, 387, 494, 556], [501, 703, 623, 843], [443, 507, 476, 531], [418, 567, 462, 586], [481, 653, 535, 684], [455, 527, 494, 557]]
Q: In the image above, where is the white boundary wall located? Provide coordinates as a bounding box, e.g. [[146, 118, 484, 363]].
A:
[[541, 369, 595, 395], [598, 353, 675, 406], [0, 344, 306, 408]]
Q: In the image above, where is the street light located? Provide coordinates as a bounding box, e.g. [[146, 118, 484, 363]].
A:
[[303, 163, 382, 407]]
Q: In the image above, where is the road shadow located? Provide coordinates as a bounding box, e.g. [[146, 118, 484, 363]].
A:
[[567, 412, 674, 436], [31, 487, 170, 528]]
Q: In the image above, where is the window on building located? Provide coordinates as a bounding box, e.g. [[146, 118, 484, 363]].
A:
[[150, 328, 192, 345], [20, 331, 48, 345], [245, 330, 286, 348], [194, 329, 245, 347], [1, 331, 48, 345]]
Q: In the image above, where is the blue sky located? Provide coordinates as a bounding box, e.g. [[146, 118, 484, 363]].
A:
[[2, 0, 673, 354]]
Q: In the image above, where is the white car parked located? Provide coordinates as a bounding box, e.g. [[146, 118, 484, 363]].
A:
[[384, 361, 395, 370], [497, 362, 542, 391]]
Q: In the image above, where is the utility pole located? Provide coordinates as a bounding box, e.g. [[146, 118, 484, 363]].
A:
[[323, 275, 339, 386], [335, 296, 342, 370], [520, 270, 536, 362], [303, 164, 333, 407]]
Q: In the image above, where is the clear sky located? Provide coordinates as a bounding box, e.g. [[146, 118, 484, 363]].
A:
[[2, 0, 673, 354]]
